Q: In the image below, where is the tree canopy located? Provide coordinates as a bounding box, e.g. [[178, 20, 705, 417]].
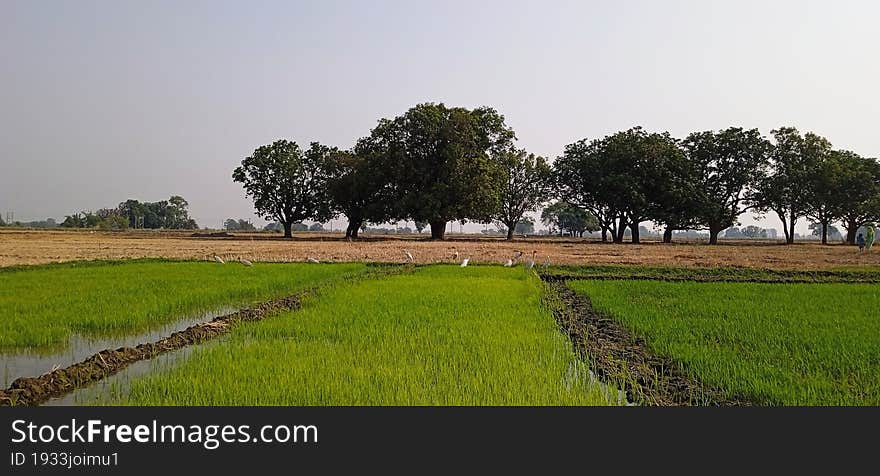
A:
[[233, 140, 334, 238], [358, 103, 515, 239]]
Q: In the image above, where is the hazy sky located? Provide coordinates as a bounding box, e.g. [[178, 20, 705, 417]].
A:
[[2, 0, 878, 233]]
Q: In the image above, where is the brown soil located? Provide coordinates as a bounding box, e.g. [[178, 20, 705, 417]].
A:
[[2, 228, 879, 270], [0, 295, 303, 406], [543, 277, 753, 406]]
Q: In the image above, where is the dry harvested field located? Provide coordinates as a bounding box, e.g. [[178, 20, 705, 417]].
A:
[[1, 228, 877, 270]]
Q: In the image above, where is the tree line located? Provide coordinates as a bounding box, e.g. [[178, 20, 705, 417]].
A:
[[233, 102, 878, 244], [59, 196, 198, 230]]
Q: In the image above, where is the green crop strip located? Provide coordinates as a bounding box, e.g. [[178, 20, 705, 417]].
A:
[[100, 266, 617, 405], [568, 280, 880, 405], [0, 260, 366, 352]]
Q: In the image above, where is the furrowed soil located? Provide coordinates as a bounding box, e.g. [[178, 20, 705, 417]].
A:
[[2, 229, 879, 270]]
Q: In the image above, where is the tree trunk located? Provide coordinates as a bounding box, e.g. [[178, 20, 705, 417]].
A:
[[430, 221, 446, 240], [821, 221, 828, 245], [663, 227, 673, 243], [505, 220, 515, 241], [708, 223, 722, 245], [788, 212, 796, 245], [846, 220, 858, 245], [345, 219, 362, 239], [283, 222, 293, 239], [630, 222, 640, 244], [601, 227, 608, 243], [777, 212, 790, 244]]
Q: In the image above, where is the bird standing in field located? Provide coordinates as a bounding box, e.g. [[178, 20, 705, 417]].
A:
[[403, 249, 414, 263], [511, 250, 524, 265], [239, 258, 252, 267], [504, 258, 513, 267], [460, 257, 470, 267], [213, 255, 225, 264], [307, 257, 320, 264], [525, 251, 537, 269], [541, 257, 551, 269]]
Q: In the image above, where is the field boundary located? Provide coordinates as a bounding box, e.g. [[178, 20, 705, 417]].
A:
[[541, 268, 880, 284], [542, 278, 754, 406]]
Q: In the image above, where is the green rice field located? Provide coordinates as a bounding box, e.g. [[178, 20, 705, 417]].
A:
[[568, 280, 880, 405], [98, 266, 617, 405], [0, 260, 365, 352]]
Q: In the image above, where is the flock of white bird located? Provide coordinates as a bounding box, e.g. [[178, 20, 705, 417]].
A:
[[210, 249, 550, 269]]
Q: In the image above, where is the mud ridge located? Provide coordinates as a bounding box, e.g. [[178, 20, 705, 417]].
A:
[[541, 272, 880, 284], [543, 279, 755, 406], [0, 295, 303, 406]]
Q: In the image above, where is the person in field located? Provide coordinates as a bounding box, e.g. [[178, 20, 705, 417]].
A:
[[866, 225, 875, 251], [857, 232, 866, 253]]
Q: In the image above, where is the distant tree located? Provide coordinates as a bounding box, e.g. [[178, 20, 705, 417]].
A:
[[740, 225, 767, 239], [115, 196, 196, 229], [224, 218, 256, 231], [541, 202, 599, 237], [680, 128, 771, 245], [724, 227, 743, 238], [754, 128, 831, 244], [810, 222, 843, 242], [0, 214, 6, 226], [233, 140, 334, 238], [263, 222, 283, 233], [292, 222, 309, 232], [223, 218, 240, 231], [494, 147, 552, 240], [514, 219, 535, 235], [359, 103, 515, 240], [414, 221, 427, 233], [309, 223, 324, 232]]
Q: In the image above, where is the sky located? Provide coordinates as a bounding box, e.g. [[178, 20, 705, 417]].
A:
[[2, 0, 878, 233]]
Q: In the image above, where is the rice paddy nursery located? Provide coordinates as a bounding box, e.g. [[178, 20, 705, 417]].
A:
[[98, 266, 618, 405], [0, 260, 366, 352]]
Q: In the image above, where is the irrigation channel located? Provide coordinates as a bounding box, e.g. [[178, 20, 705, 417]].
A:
[[1, 306, 238, 388], [0, 294, 304, 406]]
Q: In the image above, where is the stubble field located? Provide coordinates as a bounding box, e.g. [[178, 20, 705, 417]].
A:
[[1, 228, 877, 270]]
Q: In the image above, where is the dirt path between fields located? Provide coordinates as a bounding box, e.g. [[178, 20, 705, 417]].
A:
[[542, 276, 755, 406]]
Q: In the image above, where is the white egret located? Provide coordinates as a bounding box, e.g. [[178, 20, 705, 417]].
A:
[[239, 258, 253, 267], [525, 250, 537, 269], [213, 255, 225, 264], [460, 257, 470, 267], [307, 257, 320, 264], [404, 249, 414, 262]]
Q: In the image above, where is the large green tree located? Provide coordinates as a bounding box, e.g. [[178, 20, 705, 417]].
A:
[[359, 103, 515, 240], [754, 127, 831, 244], [680, 128, 771, 245], [830, 151, 880, 244], [232, 140, 334, 238], [325, 146, 395, 239], [555, 127, 684, 243], [494, 147, 552, 240]]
